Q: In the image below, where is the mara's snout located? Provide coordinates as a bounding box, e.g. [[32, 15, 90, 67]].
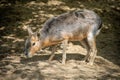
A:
[[24, 51, 33, 58]]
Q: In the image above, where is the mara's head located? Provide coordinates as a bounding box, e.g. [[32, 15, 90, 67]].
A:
[[24, 27, 41, 58]]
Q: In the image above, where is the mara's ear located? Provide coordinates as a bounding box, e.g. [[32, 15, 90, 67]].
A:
[[27, 27, 33, 36], [35, 29, 41, 37]]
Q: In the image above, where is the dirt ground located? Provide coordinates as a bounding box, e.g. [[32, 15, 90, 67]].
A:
[[0, 0, 120, 80], [0, 44, 120, 80]]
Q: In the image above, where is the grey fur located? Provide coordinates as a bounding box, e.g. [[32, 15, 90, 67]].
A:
[[40, 9, 101, 41], [25, 9, 102, 65]]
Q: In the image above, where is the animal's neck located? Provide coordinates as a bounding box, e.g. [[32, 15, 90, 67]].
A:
[[39, 38, 49, 48]]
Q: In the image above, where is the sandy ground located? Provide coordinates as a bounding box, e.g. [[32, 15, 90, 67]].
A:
[[0, 43, 120, 80]]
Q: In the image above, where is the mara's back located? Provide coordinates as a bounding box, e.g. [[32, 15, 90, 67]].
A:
[[41, 9, 102, 41]]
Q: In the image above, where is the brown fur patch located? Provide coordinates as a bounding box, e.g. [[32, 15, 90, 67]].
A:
[[30, 45, 40, 55]]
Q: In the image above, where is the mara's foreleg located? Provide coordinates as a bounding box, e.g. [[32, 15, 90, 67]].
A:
[[62, 39, 68, 64], [48, 45, 57, 61]]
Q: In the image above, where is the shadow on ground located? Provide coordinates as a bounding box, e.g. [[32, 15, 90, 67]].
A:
[[20, 53, 84, 64]]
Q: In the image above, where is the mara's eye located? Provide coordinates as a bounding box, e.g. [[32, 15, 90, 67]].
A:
[[32, 43, 35, 46]]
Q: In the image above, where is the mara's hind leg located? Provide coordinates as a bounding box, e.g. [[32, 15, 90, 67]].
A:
[[87, 33, 97, 65], [80, 38, 91, 63], [88, 39, 97, 65]]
